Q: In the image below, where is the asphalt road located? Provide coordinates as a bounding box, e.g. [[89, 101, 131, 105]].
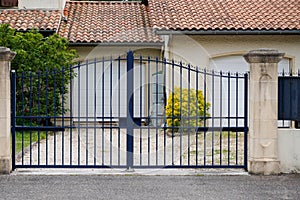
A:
[[0, 174, 300, 200]]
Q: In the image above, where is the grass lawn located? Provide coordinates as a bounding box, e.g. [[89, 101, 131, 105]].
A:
[[12, 132, 47, 154]]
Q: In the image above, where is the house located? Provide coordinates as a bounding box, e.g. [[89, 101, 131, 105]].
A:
[[148, 0, 300, 71], [1, 0, 300, 125]]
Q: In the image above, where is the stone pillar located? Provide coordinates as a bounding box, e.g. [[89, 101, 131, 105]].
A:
[[244, 49, 284, 175], [0, 47, 16, 174]]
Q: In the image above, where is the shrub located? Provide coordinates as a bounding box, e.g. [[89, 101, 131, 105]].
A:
[[165, 87, 210, 131]]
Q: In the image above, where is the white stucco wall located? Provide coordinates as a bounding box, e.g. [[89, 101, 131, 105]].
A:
[[72, 35, 300, 70], [72, 45, 162, 61], [167, 35, 300, 70], [69, 45, 163, 120], [19, 0, 66, 9], [278, 129, 300, 173]]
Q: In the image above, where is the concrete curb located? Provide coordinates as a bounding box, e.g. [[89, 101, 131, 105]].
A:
[[12, 168, 249, 176]]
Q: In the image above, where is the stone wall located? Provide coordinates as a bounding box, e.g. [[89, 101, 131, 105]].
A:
[[278, 129, 300, 173]]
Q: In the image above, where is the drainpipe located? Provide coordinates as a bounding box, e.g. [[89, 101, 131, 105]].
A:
[[162, 34, 172, 97], [163, 34, 171, 61]]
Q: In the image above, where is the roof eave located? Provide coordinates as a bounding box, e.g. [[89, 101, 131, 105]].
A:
[[16, 29, 57, 37], [16, 29, 56, 33], [69, 42, 164, 47], [155, 29, 300, 35]]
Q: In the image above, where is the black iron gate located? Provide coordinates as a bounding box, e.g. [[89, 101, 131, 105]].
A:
[[11, 51, 248, 170]]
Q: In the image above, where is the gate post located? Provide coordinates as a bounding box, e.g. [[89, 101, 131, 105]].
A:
[[244, 49, 284, 175], [126, 51, 134, 169], [0, 47, 16, 174]]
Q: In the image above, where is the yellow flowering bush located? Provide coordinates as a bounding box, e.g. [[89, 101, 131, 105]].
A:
[[165, 87, 210, 130]]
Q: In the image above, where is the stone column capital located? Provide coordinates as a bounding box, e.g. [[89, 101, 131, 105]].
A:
[[243, 49, 285, 64], [0, 47, 16, 62]]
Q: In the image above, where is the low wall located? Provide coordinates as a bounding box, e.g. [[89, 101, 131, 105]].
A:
[[278, 129, 300, 173]]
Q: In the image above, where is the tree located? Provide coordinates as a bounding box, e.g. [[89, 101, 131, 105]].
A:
[[0, 24, 77, 125]]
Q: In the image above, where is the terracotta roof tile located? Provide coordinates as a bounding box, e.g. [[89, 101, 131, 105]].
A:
[[1, 0, 299, 44], [0, 9, 61, 31], [58, 1, 162, 44], [148, 0, 300, 31]]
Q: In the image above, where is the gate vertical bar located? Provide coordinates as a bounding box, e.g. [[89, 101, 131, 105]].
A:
[[20, 72, 24, 165], [244, 73, 248, 170], [118, 56, 121, 166], [69, 65, 73, 165], [227, 72, 231, 165], [86, 60, 89, 165], [110, 56, 113, 166], [127, 51, 134, 169], [101, 58, 105, 165], [61, 67, 65, 165], [11, 70, 16, 170], [139, 56, 143, 166], [203, 69, 207, 165], [94, 58, 97, 166], [235, 73, 239, 165], [45, 70, 49, 165], [37, 72, 41, 165], [195, 67, 199, 166], [29, 72, 33, 165], [179, 62, 183, 166]]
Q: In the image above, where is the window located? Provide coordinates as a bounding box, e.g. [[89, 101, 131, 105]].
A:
[[0, 0, 17, 7]]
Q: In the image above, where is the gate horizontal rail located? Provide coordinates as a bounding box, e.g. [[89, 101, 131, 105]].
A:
[[196, 127, 248, 132], [15, 126, 65, 132]]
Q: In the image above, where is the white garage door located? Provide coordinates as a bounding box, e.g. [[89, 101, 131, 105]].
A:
[[209, 55, 290, 127], [73, 60, 146, 121], [210, 55, 289, 73]]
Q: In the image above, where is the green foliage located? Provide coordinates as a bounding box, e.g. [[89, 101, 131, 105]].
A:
[[165, 87, 210, 131], [0, 24, 77, 125], [0, 24, 14, 47]]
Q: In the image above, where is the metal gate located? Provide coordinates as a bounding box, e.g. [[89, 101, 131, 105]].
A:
[[11, 51, 248, 170]]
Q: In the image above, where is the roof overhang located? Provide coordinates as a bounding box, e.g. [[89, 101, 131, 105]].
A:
[[155, 30, 300, 35], [69, 42, 164, 47], [16, 29, 57, 37]]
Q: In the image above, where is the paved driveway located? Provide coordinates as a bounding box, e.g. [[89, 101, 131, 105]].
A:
[[1, 174, 300, 199]]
